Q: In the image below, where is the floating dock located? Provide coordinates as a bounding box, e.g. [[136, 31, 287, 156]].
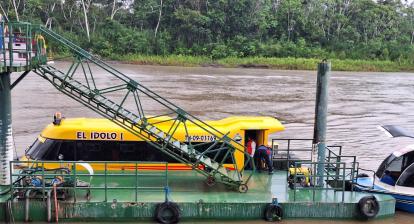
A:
[[0, 170, 395, 222], [0, 21, 396, 223]]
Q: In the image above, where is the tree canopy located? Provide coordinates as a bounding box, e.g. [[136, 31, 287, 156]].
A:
[[2, 0, 414, 61]]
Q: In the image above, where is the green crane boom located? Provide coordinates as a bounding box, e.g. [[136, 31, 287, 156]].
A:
[[0, 22, 254, 192]]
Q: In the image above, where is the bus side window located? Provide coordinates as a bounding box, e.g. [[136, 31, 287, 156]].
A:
[[101, 141, 118, 161], [81, 143, 101, 161], [58, 141, 75, 161], [75, 142, 83, 160], [120, 143, 136, 161], [76, 142, 96, 161]]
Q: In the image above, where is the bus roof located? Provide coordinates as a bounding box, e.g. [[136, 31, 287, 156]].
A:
[[40, 116, 285, 141]]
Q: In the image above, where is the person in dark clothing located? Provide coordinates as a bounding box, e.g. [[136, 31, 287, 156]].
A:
[[245, 137, 256, 170], [254, 145, 273, 174]]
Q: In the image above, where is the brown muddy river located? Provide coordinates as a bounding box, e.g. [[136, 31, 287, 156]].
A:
[[9, 62, 414, 223]]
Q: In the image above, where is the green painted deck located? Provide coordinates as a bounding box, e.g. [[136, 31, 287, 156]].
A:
[[0, 170, 395, 222]]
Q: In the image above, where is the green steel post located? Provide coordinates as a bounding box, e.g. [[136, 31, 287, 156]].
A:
[[42, 162, 45, 200], [287, 140, 290, 171], [165, 163, 168, 188], [312, 163, 316, 201], [8, 23, 13, 69], [293, 162, 297, 201], [351, 160, 356, 192], [342, 163, 346, 202], [104, 162, 107, 202], [0, 72, 13, 191], [9, 161, 13, 198], [135, 162, 138, 202], [313, 61, 331, 187], [1, 21, 6, 68], [73, 162, 77, 202]]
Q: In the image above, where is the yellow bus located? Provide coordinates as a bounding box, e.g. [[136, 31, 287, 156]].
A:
[[21, 116, 284, 171]]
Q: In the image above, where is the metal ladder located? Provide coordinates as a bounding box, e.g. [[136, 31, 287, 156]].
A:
[[31, 26, 254, 192]]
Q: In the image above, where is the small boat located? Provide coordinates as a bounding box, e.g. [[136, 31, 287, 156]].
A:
[[354, 125, 414, 213]]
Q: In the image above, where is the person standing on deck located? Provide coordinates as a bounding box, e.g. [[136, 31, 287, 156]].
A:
[[245, 137, 256, 169], [255, 145, 273, 174], [246, 137, 256, 157]]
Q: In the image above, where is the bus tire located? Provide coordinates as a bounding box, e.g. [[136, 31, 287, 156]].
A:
[[357, 196, 379, 220], [264, 204, 283, 222], [155, 202, 180, 224]]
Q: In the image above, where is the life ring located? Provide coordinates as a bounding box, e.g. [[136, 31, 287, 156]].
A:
[[357, 196, 379, 220], [154, 202, 180, 224], [264, 203, 283, 222]]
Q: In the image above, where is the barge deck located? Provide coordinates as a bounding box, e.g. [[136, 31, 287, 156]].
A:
[[0, 170, 395, 222]]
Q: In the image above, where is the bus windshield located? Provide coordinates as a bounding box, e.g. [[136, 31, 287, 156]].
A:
[[26, 138, 57, 160]]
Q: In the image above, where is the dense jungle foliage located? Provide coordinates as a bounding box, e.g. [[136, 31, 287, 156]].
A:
[[2, 0, 414, 64]]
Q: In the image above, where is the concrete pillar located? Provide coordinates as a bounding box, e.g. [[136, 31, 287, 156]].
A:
[[313, 61, 330, 186], [0, 72, 13, 187]]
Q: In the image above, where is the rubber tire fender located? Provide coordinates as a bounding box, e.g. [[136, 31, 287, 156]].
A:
[[155, 202, 180, 224], [357, 196, 380, 220], [264, 203, 283, 222]]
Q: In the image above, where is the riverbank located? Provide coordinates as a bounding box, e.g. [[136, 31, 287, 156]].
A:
[[110, 54, 414, 72]]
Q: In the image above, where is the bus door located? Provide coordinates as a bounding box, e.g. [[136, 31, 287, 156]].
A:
[[244, 129, 267, 146]]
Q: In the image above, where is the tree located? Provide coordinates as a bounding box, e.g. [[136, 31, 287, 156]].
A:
[[81, 0, 92, 42]]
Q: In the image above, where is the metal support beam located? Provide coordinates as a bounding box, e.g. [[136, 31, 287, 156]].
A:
[[313, 60, 331, 187], [0, 72, 13, 187], [10, 70, 30, 89]]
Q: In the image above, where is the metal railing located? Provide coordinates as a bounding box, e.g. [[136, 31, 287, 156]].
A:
[[292, 161, 347, 202], [271, 138, 314, 170], [10, 161, 169, 203], [0, 22, 47, 71], [325, 145, 359, 188], [271, 139, 359, 202], [355, 167, 377, 189]]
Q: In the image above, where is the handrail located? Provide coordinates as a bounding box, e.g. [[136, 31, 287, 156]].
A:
[[10, 160, 169, 203], [293, 161, 347, 203], [356, 167, 377, 189], [271, 138, 313, 171], [0, 22, 46, 70], [272, 139, 358, 200]]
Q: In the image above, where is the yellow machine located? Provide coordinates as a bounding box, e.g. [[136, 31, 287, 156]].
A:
[[288, 167, 312, 188], [21, 115, 284, 171]]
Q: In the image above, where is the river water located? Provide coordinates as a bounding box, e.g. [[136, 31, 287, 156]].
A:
[[9, 62, 414, 223]]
